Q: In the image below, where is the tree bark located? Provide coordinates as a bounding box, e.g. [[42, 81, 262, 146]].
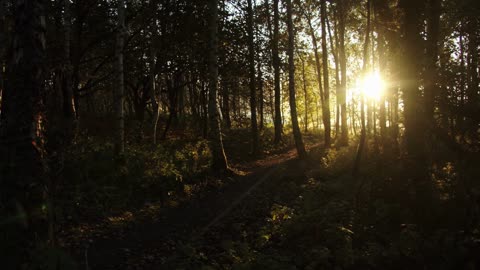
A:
[[303, 11, 325, 137], [424, 0, 440, 126], [114, 0, 126, 155], [150, 33, 160, 145], [320, 0, 331, 147], [466, 12, 479, 137], [222, 79, 232, 129], [273, 0, 283, 144], [353, 0, 370, 177], [0, 0, 5, 113], [326, 8, 340, 141], [258, 59, 264, 130], [378, 28, 387, 146], [63, 0, 75, 124], [286, 0, 307, 159], [338, 0, 348, 145], [247, 0, 260, 155], [208, 0, 229, 170], [401, 0, 424, 157], [0, 0, 47, 267], [300, 54, 308, 133]]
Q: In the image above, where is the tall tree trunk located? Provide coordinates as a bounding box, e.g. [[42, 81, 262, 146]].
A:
[[338, 0, 348, 145], [401, 0, 430, 224], [321, 0, 331, 147], [208, 0, 229, 170], [273, 0, 282, 144], [63, 0, 75, 124], [114, 0, 126, 155], [326, 9, 340, 141], [222, 79, 232, 129], [255, 2, 265, 131], [0, 0, 5, 113], [258, 60, 264, 130], [402, 0, 425, 157], [466, 14, 479, 137], [300, 54, 308, 133], [150, 34, 160, 145], [304, 12, 325, 138], [247, 0, 260, 155], [0, 0, 47, 267], [458, 31, 466, 137], [202, 80, 208, 138], [286, 0, 307, 159], [378, 27, 387, 147], [353, 0, 370, 177], [424, 0, 440, 127]]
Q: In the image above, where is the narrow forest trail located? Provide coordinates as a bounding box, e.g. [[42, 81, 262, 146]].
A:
[[67, 144, 322, 269]]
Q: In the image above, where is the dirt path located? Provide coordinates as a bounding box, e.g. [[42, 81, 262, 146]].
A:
[[70, 146, 315, 269]]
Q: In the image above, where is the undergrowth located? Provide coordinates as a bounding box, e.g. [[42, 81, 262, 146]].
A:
[[57, 134, 212, 225], [171, 142, 480, 270]]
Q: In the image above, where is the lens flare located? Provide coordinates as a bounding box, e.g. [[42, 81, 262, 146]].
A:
[[361, 72, 384, 100]]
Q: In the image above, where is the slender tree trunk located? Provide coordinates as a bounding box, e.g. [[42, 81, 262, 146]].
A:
[[222, 79, 232, 129], [466, 14, 479, 137], [286, 0, 307, 159], [402, 0, 425, 156], [304, 13, 325, 138], [338, 0, 349, 145], [258, 61, 264, 130], [0, 0, 6, 114], [401, 0, 431, 224], [321, 0, 331, 147], [392, 86, 399, 148], [114, 0, 126, 155], [458, 31, 466, 137], [353, 0, 370, 177], [265, 0, 274, 130], [150, 34, 160, 144], [273, 0, 282, 144], [202, 81, 208, 138], [254, 2, 265, 131], [302, 56, 308, 133], [63, 0, 75, 124], [425, 0, 440, 127], [327, 9, 341, 141], [247, 0, 260, 155], [0, 0, 47, 267], [378, 28, 387, 147], [208, 0, 228, 170]]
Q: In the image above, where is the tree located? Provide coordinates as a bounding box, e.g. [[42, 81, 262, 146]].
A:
[[150, 21, 160, 145], [464, 0, 479, 138], [401, 0, 425, 158], [208, 0, 229, 170], [114, 0, 126, 156], [0, 0, 48, 267], [424, 0, 441, 126], [400, 0, 431, 222], [353, 0, 371, 177], [301, 4, 325, 146], [320, 0, 331, 147], [272, 0, 283, 144], [63, 0, 75, 124], [0, 0, 6, 109], [247, 0, 260, 155], [338, 0, 349, 145], [285, 0, 307, 159]]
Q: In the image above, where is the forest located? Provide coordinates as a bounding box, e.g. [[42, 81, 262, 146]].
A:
[[0, 0, 479, 269]]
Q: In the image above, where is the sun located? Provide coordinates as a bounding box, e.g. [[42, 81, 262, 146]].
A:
[[361, 71, 384, 100]]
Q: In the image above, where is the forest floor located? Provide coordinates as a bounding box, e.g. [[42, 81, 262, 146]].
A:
[[57, 131, 480, 270], [61, 137, 326, 269]]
